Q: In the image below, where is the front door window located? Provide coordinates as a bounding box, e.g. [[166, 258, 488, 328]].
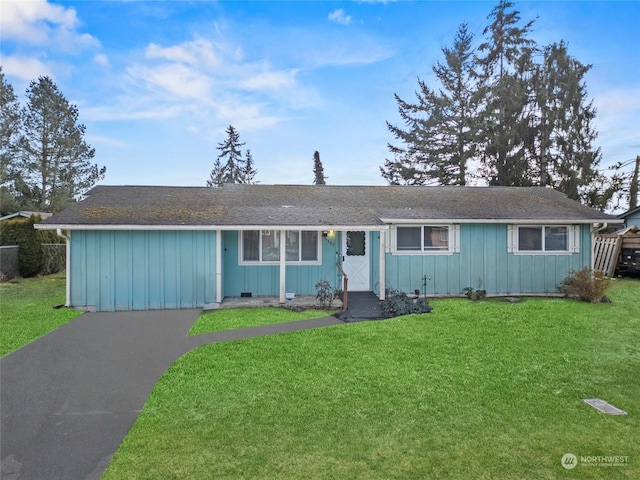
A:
[[346, 231, 366, 256]]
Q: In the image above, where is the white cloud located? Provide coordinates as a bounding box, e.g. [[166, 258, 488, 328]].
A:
[[86, 134, 128, 148], [93, 53, 111, 68], [1, 55, 53, 81], [240, 69, 298, 90], [592, 86, 640, 165], [0, 0, 99, 52], [145, 38, 221, 68], [593, 87, 640, 117], [82, 103, 186, 122], [126, 63, 213, 100], [328, 9, 352, 26], [216, 99, 281, 131], [308, 43, 394, 68], [104, 34, 319, 131]]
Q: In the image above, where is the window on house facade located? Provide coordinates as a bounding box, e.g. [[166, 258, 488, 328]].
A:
[[241, 230, 320, 263], [516, 226, 570, 252], [396, 225, 452, 253]]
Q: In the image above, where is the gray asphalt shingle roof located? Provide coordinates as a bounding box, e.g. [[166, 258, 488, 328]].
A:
[[39, 184, 617, 228]]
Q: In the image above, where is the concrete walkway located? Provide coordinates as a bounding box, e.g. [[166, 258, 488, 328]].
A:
[[0, 310, 343, 480]]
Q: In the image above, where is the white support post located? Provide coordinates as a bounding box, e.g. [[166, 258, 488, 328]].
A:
[[56, 229, 71, 307], [216, 229, 222, 303], [279, 229, 286, 303], [379, 229, 386, 300]]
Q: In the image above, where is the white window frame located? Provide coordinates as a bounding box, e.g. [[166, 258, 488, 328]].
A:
[[239, 230, 322, 265], [508, 224, 579, 255], [392, 224, 459, 255]]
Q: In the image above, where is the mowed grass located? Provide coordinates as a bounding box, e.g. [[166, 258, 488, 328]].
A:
[[189, 307, 338, 335], [104, 279, 639, 479], [0, 272, 83, 356]]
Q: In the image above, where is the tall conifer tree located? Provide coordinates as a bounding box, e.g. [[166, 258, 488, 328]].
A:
[[382, 24, 479, 185], [529, 41, 603, 203], [476, 0, 537, 186], [0, 68, 22, 215], [14, 76, 105, 211], [312, 151, 327, 185], [207, 125, 257, 186]]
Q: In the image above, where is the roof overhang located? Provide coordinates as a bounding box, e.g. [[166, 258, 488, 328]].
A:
[[35, 224, 390, 231], [380, 218, 611, 225]]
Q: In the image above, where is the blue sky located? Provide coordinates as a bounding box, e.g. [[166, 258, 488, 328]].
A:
[[2, 0, 639, 189]]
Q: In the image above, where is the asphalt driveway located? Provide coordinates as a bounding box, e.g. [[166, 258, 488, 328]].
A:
[[0, 309, 343, 479]]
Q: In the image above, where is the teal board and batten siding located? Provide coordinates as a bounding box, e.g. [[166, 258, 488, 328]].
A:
[[222, 231, 341, 297], [382, 224, 592, 295], [70, 230, 217, 311]]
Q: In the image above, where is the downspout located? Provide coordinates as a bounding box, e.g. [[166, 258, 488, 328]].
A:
[[591, 223, 608, 270], [56, 229, 71, 307]]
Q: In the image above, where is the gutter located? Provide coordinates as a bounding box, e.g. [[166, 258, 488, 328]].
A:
[[56, 229, 71, 308], [35, 224, 390, 232]]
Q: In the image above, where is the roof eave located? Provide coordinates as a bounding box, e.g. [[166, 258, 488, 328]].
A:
[[380, 218, 614, 224], [35, 223, 389, 231]]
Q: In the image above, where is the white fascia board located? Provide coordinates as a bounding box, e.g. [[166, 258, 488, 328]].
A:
[[231, 225, 388, 231], [35, 223, 390, 231], [380, 218, 606, 225]]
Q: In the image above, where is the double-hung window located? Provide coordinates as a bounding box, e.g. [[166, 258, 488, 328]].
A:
[[241, 230, 320, 264], [395, 225, 455, 253], [515, 225, 571, 253]]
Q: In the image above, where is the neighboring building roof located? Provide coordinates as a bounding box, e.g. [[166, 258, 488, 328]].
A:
[[620, 206, 640, 219], [37, 184, 618, 229], [0, 211, 53, 222]]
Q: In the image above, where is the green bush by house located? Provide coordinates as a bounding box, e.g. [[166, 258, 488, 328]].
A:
[[0, 215, 65, 278]]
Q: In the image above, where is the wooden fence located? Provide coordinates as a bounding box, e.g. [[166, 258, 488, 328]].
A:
[[593, 226, 640, 277]]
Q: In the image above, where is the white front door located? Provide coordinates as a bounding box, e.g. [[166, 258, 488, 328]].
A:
[[342, 231, 370, 291]]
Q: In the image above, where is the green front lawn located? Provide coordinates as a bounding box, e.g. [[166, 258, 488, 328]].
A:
[[189, 307, 338, 335], [0, 272, 83, 356], [104, 279, 640, 479]]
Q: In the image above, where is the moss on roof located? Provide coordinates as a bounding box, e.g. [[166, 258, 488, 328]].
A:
[[40, 184, 617, 227]]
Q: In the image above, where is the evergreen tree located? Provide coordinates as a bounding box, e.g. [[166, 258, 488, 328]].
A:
[[207, 125, 257, 186], [0, 69, 22, 215], [382, 24, 479, 185], [379, 1, 622, 209], [243, 149, 258, 184], [218, 125, 245, 184], [312, 151, 327, 185], [16, 216, 43, 278], [14, 76, 105, 211], [206, 157, 225, 187], [476, 0, 537, 186], [529, 41, 603, 203]]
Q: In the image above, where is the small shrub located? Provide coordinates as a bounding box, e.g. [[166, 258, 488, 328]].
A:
[[41, 244, 66, 275], [557, 268, 611, 303], [381, 289, 433, 317], [462, 287, 487, 301], [315, 279, 336, 308]]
